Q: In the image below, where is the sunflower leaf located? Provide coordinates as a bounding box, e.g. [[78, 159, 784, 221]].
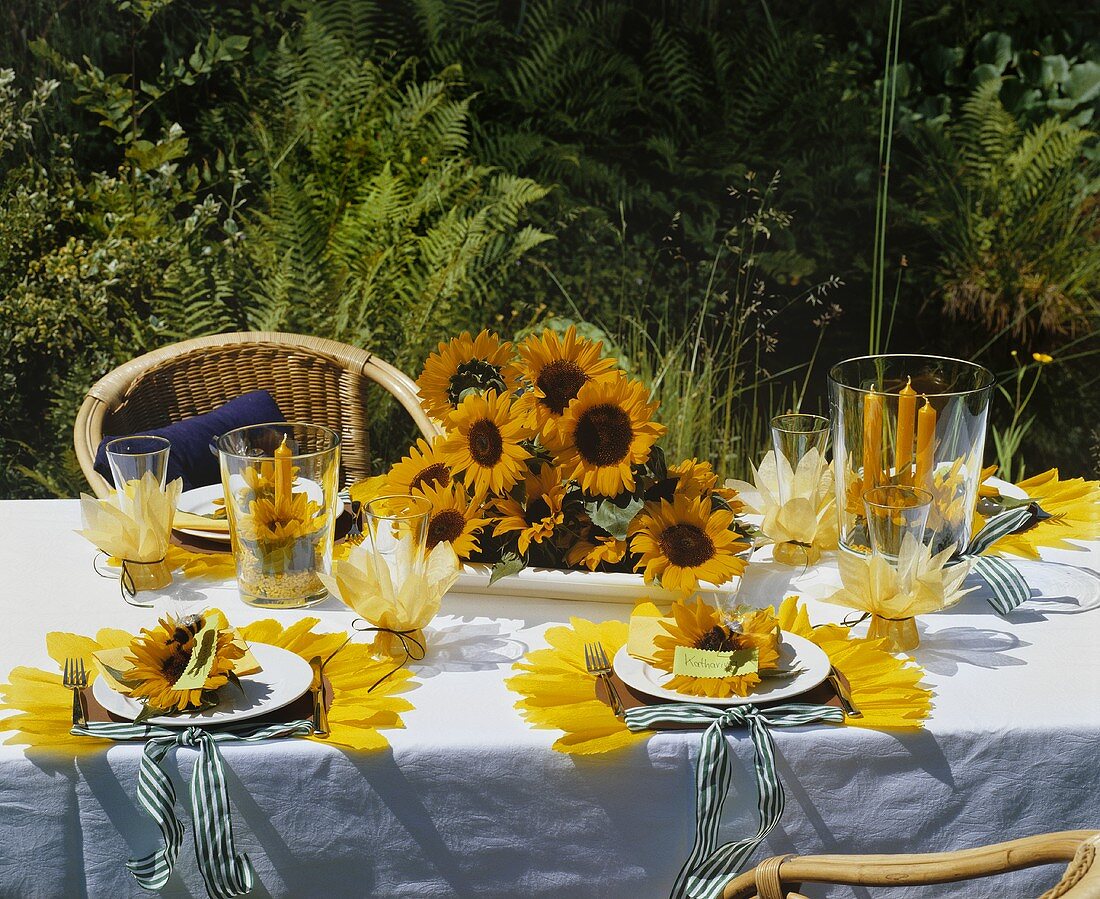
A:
[[225, 670, 245, 696], [134, 703, 170, 724], [489, 553, 526, 586], [589, 497, 644, 540]]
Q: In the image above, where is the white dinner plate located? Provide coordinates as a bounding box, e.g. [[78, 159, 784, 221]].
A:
[[92, 642, 314, 727], [613, 631, 831, 706], [175, 483, 231, 542]]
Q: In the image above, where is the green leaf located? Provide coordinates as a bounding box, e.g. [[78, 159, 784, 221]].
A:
[[1065, 61, 1100, 104], [969, 64, 1002, 91], [975, 32, 1012, 73], [134, 703, 169, 724], [589, 497, 643, 541], [489, 553, 525, 586], [1040, 55, 1070, 88]]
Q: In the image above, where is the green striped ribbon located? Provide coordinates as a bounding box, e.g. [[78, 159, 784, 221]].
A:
[[625, 702, 844, 899], [951, 506, 1035, 615], [72, 719, 312, 898]]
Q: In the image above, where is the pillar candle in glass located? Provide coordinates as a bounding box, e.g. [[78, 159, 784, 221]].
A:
[[829, 355, 992, 556], [217, 422, 341, 608]]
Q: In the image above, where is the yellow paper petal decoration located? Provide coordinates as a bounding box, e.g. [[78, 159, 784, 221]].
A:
[[0, 619, 415, 755], [506, 617, 648, 755], [976, 468, 1100, 559], [506, 597, 932, 754]]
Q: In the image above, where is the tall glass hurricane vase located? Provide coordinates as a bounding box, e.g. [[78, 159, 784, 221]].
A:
[[829, 355, 993, 557], [218, 423, 341, 608]]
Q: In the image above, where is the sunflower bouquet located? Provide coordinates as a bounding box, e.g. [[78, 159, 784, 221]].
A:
[[352, 326, 751, 594], [93, 608, 249, 721]]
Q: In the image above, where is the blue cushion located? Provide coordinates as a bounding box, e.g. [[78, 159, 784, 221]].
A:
[[94, 390, 285, 490]]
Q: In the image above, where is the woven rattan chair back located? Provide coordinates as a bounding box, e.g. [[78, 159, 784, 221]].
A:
[[722, 830, 1100, 899], [74, 332, 441, 498]]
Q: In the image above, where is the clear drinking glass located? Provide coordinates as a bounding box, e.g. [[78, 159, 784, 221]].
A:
[[863, 485, 933, 653], [363, 494, 432, 657], [217, 422, 341, 608], [829, 354, 993, 556], [710, 538, 756, 624], [770, 413, 830, 504], [105, 435, 171, 492], [105, 435, 174, 591]]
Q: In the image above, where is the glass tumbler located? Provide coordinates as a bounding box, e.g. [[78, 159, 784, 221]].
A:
[[218, 422, 341, 608], [105, 434, 173, 591]]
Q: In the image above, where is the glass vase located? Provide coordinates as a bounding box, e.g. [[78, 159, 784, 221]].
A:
[[218, 422, 341, 608], [829, 354, 993, 556]]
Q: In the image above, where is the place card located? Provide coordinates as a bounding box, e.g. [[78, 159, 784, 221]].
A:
[[672, 646, 759, 679]]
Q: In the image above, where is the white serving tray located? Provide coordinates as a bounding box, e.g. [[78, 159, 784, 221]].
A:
[[452, 563, 737, 605]]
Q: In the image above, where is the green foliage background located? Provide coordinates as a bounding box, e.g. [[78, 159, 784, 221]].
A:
[[1, 0, 1098, 497]]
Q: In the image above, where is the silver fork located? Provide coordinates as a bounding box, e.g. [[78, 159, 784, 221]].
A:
[[63, 658, 88, 727], [584, 642, 625, 718]]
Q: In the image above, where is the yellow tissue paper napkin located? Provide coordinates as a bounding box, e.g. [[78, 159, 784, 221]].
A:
[[77, 472, 182, 564], [823, 540, 975, 619], [319, 538, 461, 657], [726, 448, 837, 564]]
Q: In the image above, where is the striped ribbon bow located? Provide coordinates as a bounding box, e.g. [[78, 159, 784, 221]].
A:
[[625, 702, 844, 899], [72, 719, 312, 898], [950, 505, 1035, 616]]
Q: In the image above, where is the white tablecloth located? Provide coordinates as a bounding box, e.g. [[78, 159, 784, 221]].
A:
[[1, 499, 1098, 898]]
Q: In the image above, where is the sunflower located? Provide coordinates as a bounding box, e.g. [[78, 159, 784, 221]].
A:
[[124, 610, 244, 712], [515, 326, 618, 434], [441, 390, 533, 496], [419, 481, 491, 560], [629, 494, 748, 592], [651, 598, 780, 698], [546, 374, 665, 497], [236, 491, 327, 570], [387, 436, 452, 495], [566, 532, 628, 571], [494, 464, 567, 555], [416, 330, 522, 421], [669, 457, 742, 508]]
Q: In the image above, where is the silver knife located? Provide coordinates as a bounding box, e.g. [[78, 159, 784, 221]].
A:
[[308, 656, 329, 736], [829, 665, 862, 718]]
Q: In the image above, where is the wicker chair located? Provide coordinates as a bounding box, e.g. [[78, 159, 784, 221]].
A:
[[74, 332, 442, 498], [723, 830, 1100, 898]]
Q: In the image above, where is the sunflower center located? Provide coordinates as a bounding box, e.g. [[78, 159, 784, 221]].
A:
[[659, 523, 715, 568], [160, 645, 192, 685], [536, 360, 588, 415], [468, 419, 504, 466], [446, 359, 506, 407], [694, 625, 738, 653], [427, 509, 466, 549], [574, 403, 633, 466], [527, 496, 552, 524], [409, 462, 450, 492]]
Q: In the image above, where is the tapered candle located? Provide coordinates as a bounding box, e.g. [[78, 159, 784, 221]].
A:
[[862, 388, 883, 492], [895, 377, 917, 484], [274, 434, 292, 511], [915, 396, 936, 490]]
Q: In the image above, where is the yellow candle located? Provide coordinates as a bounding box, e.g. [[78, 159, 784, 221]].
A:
[[862, 388, 883, 492], [274, 434, 292, 510], [895, 377, 917, 484], [915, 396, 936, 490]]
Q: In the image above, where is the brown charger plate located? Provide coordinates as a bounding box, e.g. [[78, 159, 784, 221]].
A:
[[594, 668, 852, 728]]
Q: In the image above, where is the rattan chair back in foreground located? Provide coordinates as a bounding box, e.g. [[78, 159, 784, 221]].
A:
[[74, 332, 442, 498], [723, 829, 1100, 898]]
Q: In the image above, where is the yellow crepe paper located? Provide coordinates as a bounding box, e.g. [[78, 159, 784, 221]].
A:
[[0, 618, 415, 755], [506, 597, 931, 755], [977, 468, 1100, 559], [726, 448, 837, 565], [77, 474, 183, 564]]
